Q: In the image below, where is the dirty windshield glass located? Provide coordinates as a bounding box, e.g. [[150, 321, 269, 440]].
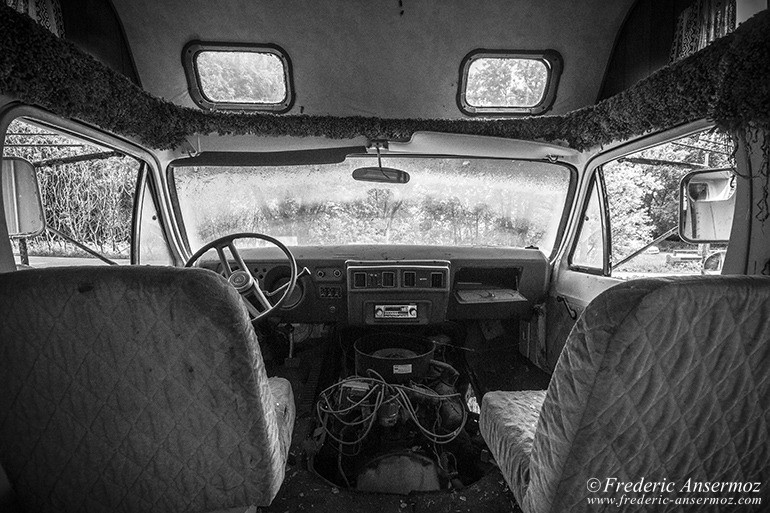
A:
[[172, 156, 571, 254]]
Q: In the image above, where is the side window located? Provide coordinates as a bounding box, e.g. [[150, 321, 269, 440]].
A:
[[3, 118, 141, 267], [602, 129, 735, 279], [571, 177, 605, 270]]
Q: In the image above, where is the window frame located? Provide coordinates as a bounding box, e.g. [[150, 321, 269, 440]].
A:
[[0, 104, 181, 265], [132, 163, 174, 265], [568, 170, 611, 275], [457, 49, 563, 117], [182, 41, 295, 113], [576, 123, 736, 278]]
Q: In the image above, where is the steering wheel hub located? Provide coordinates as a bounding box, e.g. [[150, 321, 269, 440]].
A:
[[229, 269, 254, 293]]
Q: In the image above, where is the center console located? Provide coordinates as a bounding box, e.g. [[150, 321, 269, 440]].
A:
[[346, 260, 451, 325]]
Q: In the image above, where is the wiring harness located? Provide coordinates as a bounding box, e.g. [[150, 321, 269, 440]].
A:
[[316, 370, 467, 453]]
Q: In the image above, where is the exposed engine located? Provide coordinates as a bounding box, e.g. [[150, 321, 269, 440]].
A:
[[308, 332, 484, 494]]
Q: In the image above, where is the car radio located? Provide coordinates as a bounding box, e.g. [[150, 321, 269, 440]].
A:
[[374, 304, 418, 319]]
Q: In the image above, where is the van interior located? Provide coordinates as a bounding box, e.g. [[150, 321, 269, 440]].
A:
[[0, 1, 769, 512]]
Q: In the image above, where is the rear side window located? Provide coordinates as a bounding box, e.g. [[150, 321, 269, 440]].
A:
[[183, 42, 294, 112], [458, 50, 562, 116]]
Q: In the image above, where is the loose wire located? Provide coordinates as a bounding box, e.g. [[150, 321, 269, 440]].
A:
[[315, 371, 467, 449]]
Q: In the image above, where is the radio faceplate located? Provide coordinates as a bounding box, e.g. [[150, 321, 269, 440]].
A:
[[346, 260, 450, 325], [374, 304, 418, 319]]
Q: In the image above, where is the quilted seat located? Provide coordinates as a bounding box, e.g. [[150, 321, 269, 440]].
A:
[[0, 266, 295, 512], [480, 276, 770, 512]]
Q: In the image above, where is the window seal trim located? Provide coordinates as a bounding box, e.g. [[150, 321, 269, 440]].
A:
[[456, 49, 563, 117], [182, 41, 295, 113], [130, 162, 146, 264]]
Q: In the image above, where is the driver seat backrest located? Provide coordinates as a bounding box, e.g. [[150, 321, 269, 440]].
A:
[[0, 266, 293, 513], [481, 276, 770, 513]]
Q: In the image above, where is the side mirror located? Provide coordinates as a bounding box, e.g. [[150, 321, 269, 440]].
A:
[[2, 157, 45, 238], [703, 251, 725, 274], [679, 168, 735, 243]]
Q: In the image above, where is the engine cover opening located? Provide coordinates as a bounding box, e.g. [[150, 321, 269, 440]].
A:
[[310, 332, 490, 494], [356, 453, 443, 494]]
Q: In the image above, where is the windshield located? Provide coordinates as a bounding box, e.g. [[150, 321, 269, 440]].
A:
[[172, 155, 571, 254]]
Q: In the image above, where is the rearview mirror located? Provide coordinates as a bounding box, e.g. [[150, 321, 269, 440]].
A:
[[2, 157, 45, 238], [679, 168, 735, 243], [352, 167, 410, 184]]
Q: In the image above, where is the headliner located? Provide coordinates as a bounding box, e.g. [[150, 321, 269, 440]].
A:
[[112, 0, 635, 120]]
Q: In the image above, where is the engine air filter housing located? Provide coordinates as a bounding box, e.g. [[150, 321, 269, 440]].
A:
[[354, 333, 434, 384]]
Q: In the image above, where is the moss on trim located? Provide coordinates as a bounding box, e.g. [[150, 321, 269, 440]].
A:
[[0, 5, 768, 151]]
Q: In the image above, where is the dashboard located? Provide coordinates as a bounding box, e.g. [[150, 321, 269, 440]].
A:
[[200, 245, 550, 324]]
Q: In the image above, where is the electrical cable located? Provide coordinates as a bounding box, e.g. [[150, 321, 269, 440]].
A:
[[315, 370, 468, 449], [337, 446, 351, 488]]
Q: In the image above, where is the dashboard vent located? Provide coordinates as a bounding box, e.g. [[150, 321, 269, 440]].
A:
[[403, 271, 416, 287], [382, 271, 395, 287], [430, 272, 444, 288]]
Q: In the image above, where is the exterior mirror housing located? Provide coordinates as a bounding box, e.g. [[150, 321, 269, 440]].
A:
[[2, 157, 45, 238], [679, 168, 735, 243]]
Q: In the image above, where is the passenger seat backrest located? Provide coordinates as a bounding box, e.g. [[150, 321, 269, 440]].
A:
[[524, 276, 770, 512], [0, 266, 288, 513]]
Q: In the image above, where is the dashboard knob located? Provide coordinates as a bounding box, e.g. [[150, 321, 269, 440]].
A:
[[374, 307, 384, 318], [408, 307, 417, 317]]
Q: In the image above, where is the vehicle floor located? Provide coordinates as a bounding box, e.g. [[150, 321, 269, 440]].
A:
[[462, 322, 552, 397], [264, 324, 549, 513], [265, 462, 520, 513]]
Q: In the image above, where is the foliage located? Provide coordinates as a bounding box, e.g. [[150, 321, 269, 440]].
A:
[[465, 57, 548, 108], [0, 5, 768, 152], [604, 163, 656, 263], [196, 51, 285, 103], [3, 120, 137, 257]]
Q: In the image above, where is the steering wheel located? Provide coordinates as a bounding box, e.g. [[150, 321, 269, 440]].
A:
[[185, 233, 298, 322]]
